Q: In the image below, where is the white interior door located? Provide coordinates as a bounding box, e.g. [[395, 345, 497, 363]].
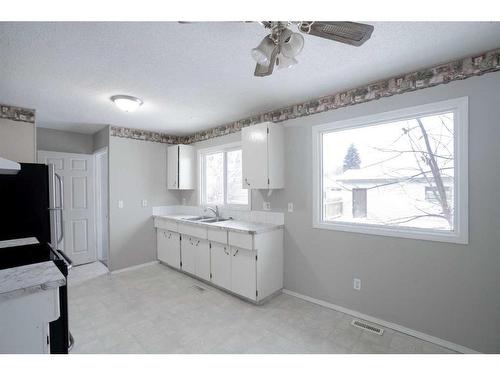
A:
[[38, 150, 97, 265]]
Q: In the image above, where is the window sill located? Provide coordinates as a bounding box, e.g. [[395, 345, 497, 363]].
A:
[[312, 221, 468, 244]]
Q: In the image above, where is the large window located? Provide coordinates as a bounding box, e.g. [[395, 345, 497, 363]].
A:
[[200, 143, 249, 208], [312, 98, 468, 243]]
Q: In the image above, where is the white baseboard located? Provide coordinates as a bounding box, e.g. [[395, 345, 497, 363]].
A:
[[282, 289, 480, 354], [110, 260, 159, 274]]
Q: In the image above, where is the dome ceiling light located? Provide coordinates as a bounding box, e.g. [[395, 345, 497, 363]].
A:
[[110, 95, 143, 112]]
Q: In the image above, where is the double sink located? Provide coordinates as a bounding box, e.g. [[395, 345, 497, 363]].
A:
[[184, 216, 231, 224]]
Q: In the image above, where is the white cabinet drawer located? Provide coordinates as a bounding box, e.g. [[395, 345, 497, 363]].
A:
[[208, 227, 228, 244], [228, 231, 253, 249], [178, 223, 207, 240], [154, 218, 178, 232]]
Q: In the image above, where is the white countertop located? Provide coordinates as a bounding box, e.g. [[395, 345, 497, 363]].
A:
[[0, 261, 66, 302], [153, 214, 283, 234]]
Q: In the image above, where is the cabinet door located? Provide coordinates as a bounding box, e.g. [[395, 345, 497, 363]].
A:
[[181, 236, 196, 274], [194, 239, 210, 281], [157, 229, 169, 263], [267, 122, 285, 189], [165, 231, 181, 268], [178, 145, 195, 189], [242, 122, 268, 189], [167, 145, 178, 190], [210, 242, 231, 290], [157, 230, 181, 268], [231, 247, 257, 301]]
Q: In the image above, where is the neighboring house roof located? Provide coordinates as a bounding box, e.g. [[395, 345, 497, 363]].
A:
[[334, 163, 453, 185]]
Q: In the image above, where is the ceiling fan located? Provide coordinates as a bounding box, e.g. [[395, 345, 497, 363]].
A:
[[251, 21, 374, 77]]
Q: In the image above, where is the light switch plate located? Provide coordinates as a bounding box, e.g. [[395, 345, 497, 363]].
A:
[[141, 199, 148, 207], [288, 203, 294, 212], [118, 200, 124, 209], [353, 278, 361, 291], [263, 202, 271, 211]]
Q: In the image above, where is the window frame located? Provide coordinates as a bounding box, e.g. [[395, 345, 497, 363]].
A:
[[312, 97, 469, 244], [198, 141, 251, 210]]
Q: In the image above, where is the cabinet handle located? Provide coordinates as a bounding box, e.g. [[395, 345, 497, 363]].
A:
[[244, 178, 250, 186], [233, 249, 239, 257], [224, 247, 229, 255]]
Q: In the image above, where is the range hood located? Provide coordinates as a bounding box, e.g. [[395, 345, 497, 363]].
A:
[[0, 157, 21, 174]]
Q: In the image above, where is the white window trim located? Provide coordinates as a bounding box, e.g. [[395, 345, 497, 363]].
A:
[[312, 97, 469, 244], [198, 141, 251, 210]]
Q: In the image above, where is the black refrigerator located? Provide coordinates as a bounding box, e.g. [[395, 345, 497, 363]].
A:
[[0, 162, 72, 353]]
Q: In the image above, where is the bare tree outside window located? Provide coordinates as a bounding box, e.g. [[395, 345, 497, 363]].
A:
[[322, 112, 455, 231]]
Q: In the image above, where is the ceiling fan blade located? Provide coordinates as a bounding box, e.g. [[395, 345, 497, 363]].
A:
[[254, 46, 279, 77], [299, 21, 374, 47]]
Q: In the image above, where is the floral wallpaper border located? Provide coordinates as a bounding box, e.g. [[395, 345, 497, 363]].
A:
[[0, 104, 36, 124], [110, 126, 185, 144]]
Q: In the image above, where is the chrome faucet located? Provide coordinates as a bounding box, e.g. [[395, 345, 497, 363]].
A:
[[205, 205, 220, 220]]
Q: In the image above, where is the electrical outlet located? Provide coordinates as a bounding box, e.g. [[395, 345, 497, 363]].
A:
[[263, 202, 271, 211], [288, 202, 294, 212], [141, 199, 148, 208], [353, 278, 361, 291], [118, 200, 124, 209]]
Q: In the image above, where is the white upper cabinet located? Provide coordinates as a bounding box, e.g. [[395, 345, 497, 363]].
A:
[[242, 122, 284, 189], [167, 144, 195, 190]]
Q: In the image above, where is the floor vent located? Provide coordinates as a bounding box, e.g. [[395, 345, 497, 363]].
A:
[[351, 319, 384, 335], [192, 285, 207, 293]]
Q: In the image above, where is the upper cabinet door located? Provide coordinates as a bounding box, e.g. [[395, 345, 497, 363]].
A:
[[167, 145, 179, 190], [266, 123, 285, 189], [242, 122, 284, 189], [167, 144, 195, 190], [242, 122, 269, 189], [178, 145, 195, 190]]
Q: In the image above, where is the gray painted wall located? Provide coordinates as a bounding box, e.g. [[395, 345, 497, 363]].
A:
[[36, 127, 94, 154], [182, 73, 500, 353], [108, 136, 181, 271], [93, 126, 110, 152]]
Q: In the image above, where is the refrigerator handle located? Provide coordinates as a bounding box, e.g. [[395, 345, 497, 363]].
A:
[[55, 173, 64, 245]]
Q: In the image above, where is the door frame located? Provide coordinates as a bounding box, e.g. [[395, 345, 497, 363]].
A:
[[94, 146, 109, 267]]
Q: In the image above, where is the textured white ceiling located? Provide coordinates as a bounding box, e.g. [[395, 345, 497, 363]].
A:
[[1, 22, 500, 135]]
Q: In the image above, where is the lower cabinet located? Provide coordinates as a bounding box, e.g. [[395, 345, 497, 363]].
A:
[[180, 236, 196, 274], [230, 247, 257, 300], [210, 242, 231, 290], [195, 240, 210, 281], [156, 220, 283, 304], [210, 244, 257, 301], [157, 229, 181, 269], [181, 236, 210, 281]]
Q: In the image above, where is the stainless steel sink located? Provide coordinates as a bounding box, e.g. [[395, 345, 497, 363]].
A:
[[184, 216, 231, 223], [184, 216, 211, 221], [199, 218, 231, 223]]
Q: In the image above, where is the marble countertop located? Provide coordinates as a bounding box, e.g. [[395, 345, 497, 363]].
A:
[[0, 237, 39, 249], [153, 214, 283, 234], [0, 261, 66, 302]]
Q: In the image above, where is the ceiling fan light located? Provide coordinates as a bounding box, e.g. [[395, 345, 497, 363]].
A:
[[277, 54, 297, 69], [281, 32, 304, 58], [251, 35, 276, 64], [111, 95, 143, 112]]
